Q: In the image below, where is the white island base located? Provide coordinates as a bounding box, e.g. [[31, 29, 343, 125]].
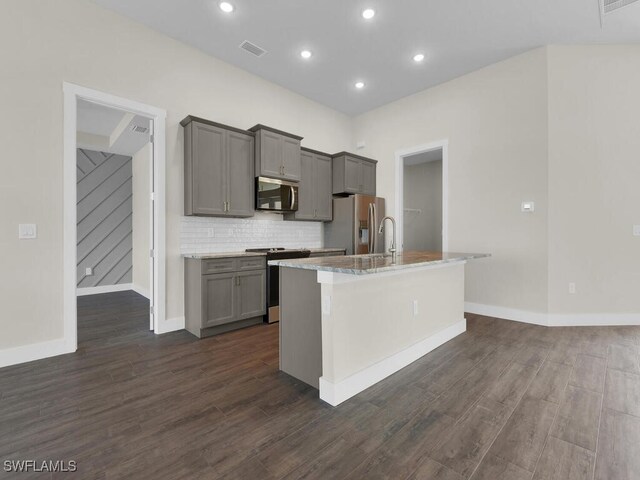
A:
[[278, 257, 470, 407]]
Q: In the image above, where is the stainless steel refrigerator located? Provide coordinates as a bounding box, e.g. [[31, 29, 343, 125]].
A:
[[324, 195, 386, 255]]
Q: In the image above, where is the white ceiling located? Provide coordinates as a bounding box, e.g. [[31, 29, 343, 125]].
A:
[[77, 100, 150, 156], [91, 0, 640, 115]]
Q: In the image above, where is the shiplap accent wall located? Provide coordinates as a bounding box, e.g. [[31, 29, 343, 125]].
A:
[[180, 213, 322, 254], [76, 149, 133, 287]]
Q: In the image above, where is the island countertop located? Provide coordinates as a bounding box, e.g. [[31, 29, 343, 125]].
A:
[[269, 251, 489, 275]]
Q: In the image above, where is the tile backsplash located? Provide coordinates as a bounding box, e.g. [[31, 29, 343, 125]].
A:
[[180, 213, 323, 254]]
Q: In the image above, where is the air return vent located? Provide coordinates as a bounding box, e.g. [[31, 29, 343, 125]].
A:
[[239, 40, 267, 57], [130, 124, 149, 134], [603, 0, 639, 13]]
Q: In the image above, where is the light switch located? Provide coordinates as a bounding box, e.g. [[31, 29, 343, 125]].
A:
[[633, 225, 640, 237], [521, 202, 535, 213], [18, 224, 37, 239]]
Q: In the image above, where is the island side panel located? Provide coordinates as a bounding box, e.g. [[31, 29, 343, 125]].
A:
[[320, 262, 465, 402], [279, 267, 322, 389]]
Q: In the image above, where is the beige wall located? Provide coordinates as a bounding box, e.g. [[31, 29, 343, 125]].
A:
[[354, 48, 550, 313], [132, 142, 151, 297], [547, 46, 640, 314], [403, 160, 443, 251], [0, 0, 352, 349]]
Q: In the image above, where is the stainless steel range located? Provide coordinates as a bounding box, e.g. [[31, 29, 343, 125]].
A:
[[245, 248, 311, 323]]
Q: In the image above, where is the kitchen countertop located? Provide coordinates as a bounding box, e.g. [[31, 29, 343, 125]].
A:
[[183, 252, 267, 259], [269, 251, 490, 275], [183, 248, 345, 260]]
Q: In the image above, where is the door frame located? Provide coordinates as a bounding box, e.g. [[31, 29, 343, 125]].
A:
[[394, 139, 449, 253], [63, 82, 166, 351]]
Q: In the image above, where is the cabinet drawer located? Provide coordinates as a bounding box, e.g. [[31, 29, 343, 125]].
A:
[[202, 258, 236, 274], [237, 257, 266, 271]]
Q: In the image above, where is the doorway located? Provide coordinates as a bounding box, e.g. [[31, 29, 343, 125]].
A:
[[63, 83, 166, 352], [394, 140, 448, 253]]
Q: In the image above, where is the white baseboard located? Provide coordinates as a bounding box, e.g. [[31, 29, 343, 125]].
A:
[[131, 284, 150, 299], [465, 302, 640, 327], [76, 283, 133, 296], [319, 319, 467, 407], [0, 338, 75, 369], [157, 316, 185, 334]]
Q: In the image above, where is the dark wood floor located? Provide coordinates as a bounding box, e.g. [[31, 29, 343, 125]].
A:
[[1, 291, 639, 479]]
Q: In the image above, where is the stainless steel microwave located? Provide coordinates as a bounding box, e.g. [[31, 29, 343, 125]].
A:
[[255, 177, 299, 213]]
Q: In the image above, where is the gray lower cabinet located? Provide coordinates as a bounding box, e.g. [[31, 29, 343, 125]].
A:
[[182, 116, 254, 217], [285, 148, 332, 222], [250, 124, 303, 182], [185, 256, 266, 338], [332, 152, 377, 196]]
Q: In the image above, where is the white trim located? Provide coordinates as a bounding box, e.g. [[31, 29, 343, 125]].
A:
[[63, 82, 167, 356], [465, 302, 640, 327], [132, 284, 151, 300], [157, 316, 185, 334], [77, 283, 134, 296], [394, 140, 449, 253], [319, 319, 466, 407], [0, 338, 71, 369]]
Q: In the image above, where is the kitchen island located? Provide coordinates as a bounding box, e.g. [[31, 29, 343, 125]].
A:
[[270, 251, 489, 406]]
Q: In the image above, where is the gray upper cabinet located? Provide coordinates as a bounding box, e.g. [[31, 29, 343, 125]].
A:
[[250, 124, 303, 182], [332, 152, 377, 196], [285, 148, 333, 222], [182, 116, 254, 217], [226, 131, 254, 216]]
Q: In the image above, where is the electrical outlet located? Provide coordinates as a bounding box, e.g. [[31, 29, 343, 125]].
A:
[[18, 224, 37, 239], [412, 300, 419, 316], [207, 228, 214, 238], [85, 267, 93, 276], [322, 295, 332, 315], [568, 282, 576, 294], [521, 202, 535, 213]]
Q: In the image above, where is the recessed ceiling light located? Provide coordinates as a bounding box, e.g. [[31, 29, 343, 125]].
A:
[[413, 53, 425, 63], [300, 50, 312, 59], [362, 8, 375, 19], [355, 81, 365, 89], [219, 2, 234, 13]]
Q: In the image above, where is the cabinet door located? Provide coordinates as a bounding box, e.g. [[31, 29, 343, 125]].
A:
[[257, 130, 282, 178], [236, 269, 266, 320], [295, 151, 316, 220], [282, 137, 301, 181], [202, 273, 236, 327], [361, 161, 376, 196], [315, 154, 333, 221], [343, 156, 363, 193], [226, 131, 255, 217], [191, 122, 226, 215]]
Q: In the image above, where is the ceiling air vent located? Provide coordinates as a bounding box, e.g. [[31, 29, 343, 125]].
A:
[[130, 124, 149, 134], [602, 0, 639, 13], [239, 40, 267, 57]]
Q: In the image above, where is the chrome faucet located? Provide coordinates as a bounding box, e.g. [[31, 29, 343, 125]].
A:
[[378, 216, 397, 263]]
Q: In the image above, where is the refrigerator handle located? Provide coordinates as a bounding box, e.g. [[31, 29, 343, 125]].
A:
[[372, 203, 377, 253], [367, 203, 374, 253]]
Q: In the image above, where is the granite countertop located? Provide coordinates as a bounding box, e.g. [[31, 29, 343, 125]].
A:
[[182, 252, 267, 259], [269, 251, 490, 275]]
